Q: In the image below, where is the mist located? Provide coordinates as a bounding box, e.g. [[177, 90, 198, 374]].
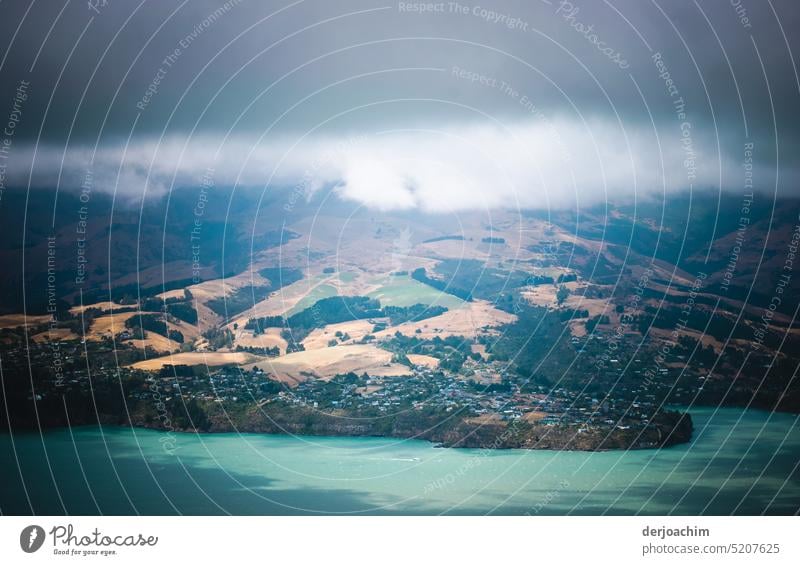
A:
[[4, 116, 773, 213]]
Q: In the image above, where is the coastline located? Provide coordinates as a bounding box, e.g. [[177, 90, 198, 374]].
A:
[[5, 404, 694, 452]]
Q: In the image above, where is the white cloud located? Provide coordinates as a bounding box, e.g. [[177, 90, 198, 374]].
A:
[[6, 118, 759, 211]]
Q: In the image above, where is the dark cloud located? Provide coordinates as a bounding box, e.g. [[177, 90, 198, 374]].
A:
[[0, 0, 798, 206]]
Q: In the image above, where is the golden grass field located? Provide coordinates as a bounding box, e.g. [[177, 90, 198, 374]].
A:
[[244, 344, 411, 386], [407, 353, 440, 368], [0, 314, 51, 329], [129, 351, 260, 370], [69, 301, 131, 315], [373, 300, 515, 340], [86, 311, 143, 339], [234, 327, 288, 354], [127, 333, 181, 354], [301, 319, 379, 350], [32, 328, 80, 342]]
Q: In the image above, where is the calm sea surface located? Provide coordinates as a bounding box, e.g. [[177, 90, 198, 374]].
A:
[[1, 407, 798, 515]]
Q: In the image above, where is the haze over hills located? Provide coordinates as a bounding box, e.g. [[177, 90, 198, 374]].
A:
[[3, 184, 799, 316]]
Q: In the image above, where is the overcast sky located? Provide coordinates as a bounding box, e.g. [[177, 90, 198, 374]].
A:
[[1, 0, 798, 211]]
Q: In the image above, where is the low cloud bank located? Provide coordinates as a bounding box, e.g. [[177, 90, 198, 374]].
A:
[[4, 118, 777, 211]]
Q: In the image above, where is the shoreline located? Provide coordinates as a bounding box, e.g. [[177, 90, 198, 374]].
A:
[[2, 408, 694, 452]]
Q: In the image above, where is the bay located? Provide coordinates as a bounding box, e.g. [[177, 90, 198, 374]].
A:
[[1, 407, 798, 515]]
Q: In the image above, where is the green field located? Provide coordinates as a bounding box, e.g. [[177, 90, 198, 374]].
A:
[[285, 282, 339, 316], [367, 275, 464, 309]]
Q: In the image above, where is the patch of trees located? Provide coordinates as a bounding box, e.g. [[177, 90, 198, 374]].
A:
[[258, 267, 303, 290], [57, 306, 102, 335], [291, 296, 381, 328], [424, 259, 533, 302], [468, 380, 512, 394], [384, 333, 472, 373], [411, 267, 473, 301], [166, 302, 198, 324], [585, 315, 611, 332], [253, 228, 300, 250], [202, 327, 233, 350], [673, 335, 718, 366], [125, 314, 169, 339], [236, 345, 280, 356], [158, 364, 196, 378], [422, 235, 465, 243], [439, 351, 467, 372], [383, 304, 446, 325], [526, 275, 555, 285], [391, 352, 413, 366], [141, 293, 189, 312], [481, 237, 505, 244], [125, 314, 184, 343], [89, 277, 198, 306], [168, 329, 184, 343], [479, 305, 572, 381], [245, 315, 284, 333], [281, 329, 306, 353], [165, 397, 210, 432], [556, 285, 570, 305], [559, 308, 590, 321], [206, 285, 272, 318], [636, 305, 784, 348]]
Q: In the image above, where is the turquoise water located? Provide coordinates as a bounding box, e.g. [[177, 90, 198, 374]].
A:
[[1, 408, 798, 515]]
